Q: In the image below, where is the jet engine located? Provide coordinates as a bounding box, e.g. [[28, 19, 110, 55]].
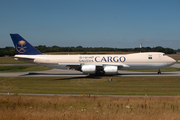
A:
[[81, 65, 96, 74], [104, 66, 118, 74]]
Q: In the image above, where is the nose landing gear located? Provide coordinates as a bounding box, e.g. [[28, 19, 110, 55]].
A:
[[157, 69, 161, 74]]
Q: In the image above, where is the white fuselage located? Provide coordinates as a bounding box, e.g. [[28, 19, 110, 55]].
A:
[[14, 52, 176, 74]]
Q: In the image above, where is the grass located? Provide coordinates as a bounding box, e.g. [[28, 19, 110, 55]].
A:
[[0, 95, 180, 120], [0, 65, 51, 72], [169, 53, 180, 57], [0, 58, 26, 64], [0, 54, 179, 119], [0, 66, 28, 71], [0, 76, 180, 95]]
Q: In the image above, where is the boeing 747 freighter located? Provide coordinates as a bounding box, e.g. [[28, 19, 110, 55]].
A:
[[10, 34, 176, 75]]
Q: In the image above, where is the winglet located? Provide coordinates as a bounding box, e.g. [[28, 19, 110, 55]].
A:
[[10, 34, 43, 55]]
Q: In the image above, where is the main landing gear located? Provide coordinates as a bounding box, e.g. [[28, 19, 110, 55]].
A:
[[157, 69, 161, 74]]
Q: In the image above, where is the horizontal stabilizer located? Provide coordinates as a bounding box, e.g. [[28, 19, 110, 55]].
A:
[[14, 56, 34, 63]]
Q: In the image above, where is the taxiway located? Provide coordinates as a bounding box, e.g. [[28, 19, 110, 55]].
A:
[[0, 63, 179, 77]]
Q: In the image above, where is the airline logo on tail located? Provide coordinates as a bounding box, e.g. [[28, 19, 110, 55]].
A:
[[16, 40, 27, 53], [10, 34, 42, 55]]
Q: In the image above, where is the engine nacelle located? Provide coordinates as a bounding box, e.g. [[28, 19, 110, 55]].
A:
[[81, 65, 96, 74], [104, 66, 118, 75]]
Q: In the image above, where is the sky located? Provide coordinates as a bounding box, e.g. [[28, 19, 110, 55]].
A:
[[1, 0, 180, 49]]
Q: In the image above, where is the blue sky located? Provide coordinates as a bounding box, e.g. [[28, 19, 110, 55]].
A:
[[1, 0, 180, 49]]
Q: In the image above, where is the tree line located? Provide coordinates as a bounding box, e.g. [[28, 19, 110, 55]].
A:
[[0, 45, 178, 57]]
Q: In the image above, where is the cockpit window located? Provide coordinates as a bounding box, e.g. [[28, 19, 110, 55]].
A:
[[163, 54, 166, 56]]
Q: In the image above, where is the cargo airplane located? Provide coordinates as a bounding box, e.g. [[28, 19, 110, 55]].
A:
[[10, 34, 176, 75]]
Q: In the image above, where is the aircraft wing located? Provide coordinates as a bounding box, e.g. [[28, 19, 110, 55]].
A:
[[58, 63, 81, 70], [58, 63, 129, 70]]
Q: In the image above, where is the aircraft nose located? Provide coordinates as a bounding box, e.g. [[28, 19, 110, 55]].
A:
[[169, 57, 176, 65]]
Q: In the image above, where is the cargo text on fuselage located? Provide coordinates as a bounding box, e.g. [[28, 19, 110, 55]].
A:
[[79, 56, 126, 63]]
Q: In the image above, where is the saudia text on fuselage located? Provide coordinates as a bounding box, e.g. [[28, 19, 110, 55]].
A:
[[79, 56, 126, 63]]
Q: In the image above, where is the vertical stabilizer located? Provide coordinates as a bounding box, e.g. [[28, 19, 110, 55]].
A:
[[10, 34, 43, 55]]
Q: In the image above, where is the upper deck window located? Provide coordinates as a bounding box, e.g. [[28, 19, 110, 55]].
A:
[[163, 54, 166, 56]]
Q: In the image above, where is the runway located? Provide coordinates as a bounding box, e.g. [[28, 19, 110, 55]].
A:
[[0, 64, 180, 77]]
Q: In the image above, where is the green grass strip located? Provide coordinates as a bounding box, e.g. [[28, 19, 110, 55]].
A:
[[0, 65, 51, 72], [0, 76, 180, 95]]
